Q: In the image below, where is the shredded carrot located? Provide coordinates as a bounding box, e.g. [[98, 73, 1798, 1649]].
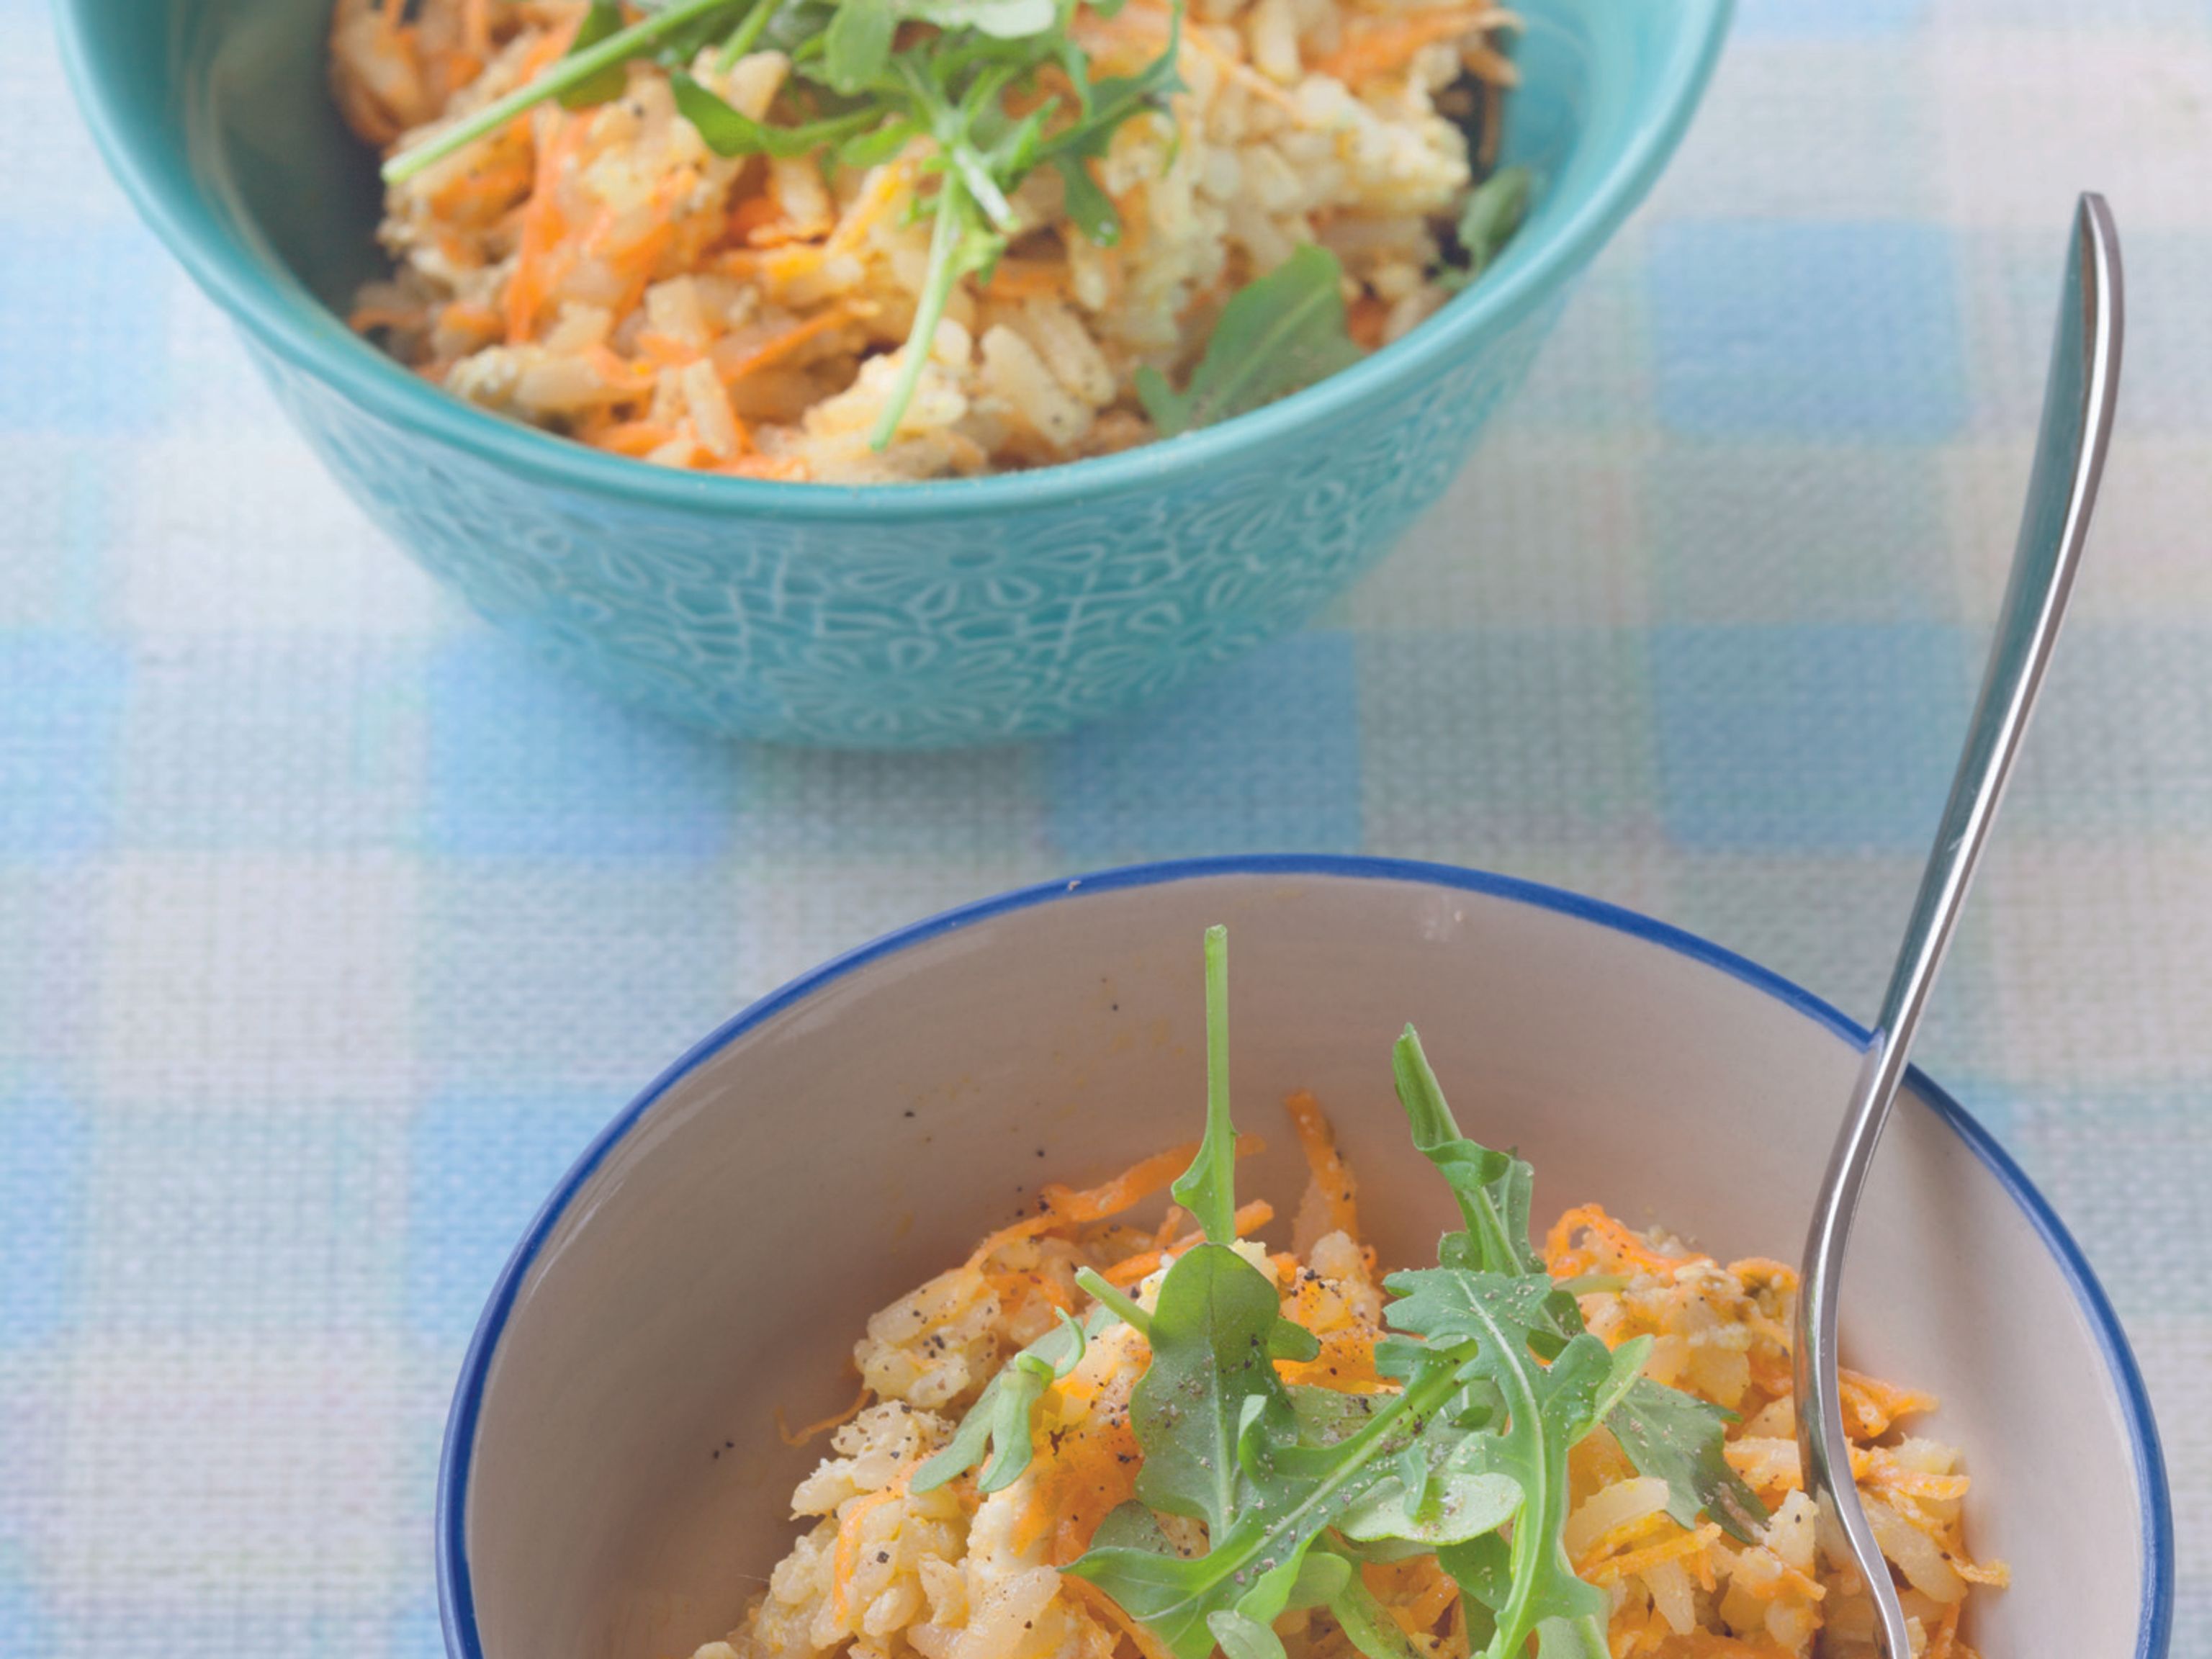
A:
[[1282, 1090, 1359, 1239], [1359, 1555, 1460, 1635], [1950, 1554, 2010, 1588], [429, 149, 535, 216], [461, 0, 492, 63], [1582, 1523, 1721, 1586], [1346, 295, 1390, 350], [590, 420, 678, 457], [1928, 1601, 1962, 1659], [505, 117, 582, 343], [1082, 3, 1302, 111], [777, 1378, 873, 1447], [728, 190, 785, 243], [717, 454, 810, 481], [438, 300, 504, 337], [1725, 1257, 1799, 1292], [1645, 1632, 1797, 1659], [830, 1473, 916, 1620], [1543, 1204, 1705, 1280], [1313, 6, 1501, 84], [986, 1263, 1076, 1321], [1276, 1326, 1386, 1392], [1099, 1251, 1162, 1289], [1837, 1368, 1938, 1439], [1099, 1200, 1276, 1287], [1573, 1507, 1673, 1571], [580, 344, 657, 397], [1061, 1576, 1182, 1659], [347, 303, 426, 334], [634, 328, 703, 367], [714, 305, 858, 387], [985, 259, 1074, 301], [825, 161, 912, 256]]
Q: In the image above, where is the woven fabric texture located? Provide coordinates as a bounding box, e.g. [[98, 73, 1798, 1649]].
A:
[[3, 0, 2209, 1652]]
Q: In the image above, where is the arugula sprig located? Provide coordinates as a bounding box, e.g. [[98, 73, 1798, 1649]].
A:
[[897, 932, 1769, 1659], [1063, 950, 1771, 1659], [780, 5, 1182, 448], [1136, 244, 1362, 439], [383, 0, 760, 183], [912, 1306, 1100, 1495], [1172, 923, 1239, 1244], [1387, 1025, 1769, 1545]]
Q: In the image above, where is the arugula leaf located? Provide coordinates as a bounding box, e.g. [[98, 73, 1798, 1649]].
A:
[[1282, 1548, 1354, 1610], [1390, 1027, 1527, 1275], [1135, 246, 1364, 439], [1334, 1437, 1519, 1547], [910, 1308, 1093, 1494], [1206, 1610, 1287, 1659], [1391, 1025, 1768, 1544], [385, 0, 750, 181], [904, 0, 1058, 35], [1067, 1356, 1459, 1659], [1605, 1377, 1768, 1545], [714, 0, 783, 70], [824, 0, 898, 94], [1053, 157, 1123, 245], [1074, 1266, 1155, 1338], [1321, 1553, 1430, 1659], [670, 71, 878, 156], [1128, 1244, 1292, 1532], [1035, 19, 1182, 246], [866, 167, 1002, 449], [1383, 1270, 1610, 1659], [1169, 924, 1238, 1244], [558, 0, 632, 109], [1439, 166, 1531, 292]]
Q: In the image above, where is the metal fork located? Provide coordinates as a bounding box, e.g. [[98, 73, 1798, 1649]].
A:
[[1794, 192, 2123, 1658]]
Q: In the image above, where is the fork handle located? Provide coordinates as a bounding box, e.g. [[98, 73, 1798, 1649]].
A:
[[1794, 192, 2123, 1658]]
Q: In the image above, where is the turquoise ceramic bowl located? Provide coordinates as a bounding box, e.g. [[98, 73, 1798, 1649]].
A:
[[60, 0, 1727, 746]]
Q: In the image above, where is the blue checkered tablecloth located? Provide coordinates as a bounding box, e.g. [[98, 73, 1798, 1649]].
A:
[[4, 0, 2210, 1650]]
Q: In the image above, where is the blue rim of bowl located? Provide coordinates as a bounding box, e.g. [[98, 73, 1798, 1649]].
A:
[[432, 853, 2172, 1659], [54, 1, 1729, 521]]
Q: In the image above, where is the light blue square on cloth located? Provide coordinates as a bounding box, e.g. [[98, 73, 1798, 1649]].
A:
[[0, 639, 130, 855], [0, 1095, 87, 1347], [115, 640, 426, 851], [1647, 441, 1951, 624], [1649, 222, 1967, 440], [0, 1566, 45, 1659], [427, 639, 742, 860], [1652, 621, 1969, 850], [405, 1091, 613, 1341], [1357, 629, 1657, 843], [1045, 631, 1362, 863], [0, 220, 169, 433], [419, 866, 745, 1089], [78, 1108, 404, 1334]]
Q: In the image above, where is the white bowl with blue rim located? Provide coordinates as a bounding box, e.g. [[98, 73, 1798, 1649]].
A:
[[437, 858, 2172, 1658]]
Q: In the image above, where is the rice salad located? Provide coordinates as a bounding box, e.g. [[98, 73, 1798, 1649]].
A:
[[696, 933, 2005, 1659], [329, 0, 1524, 482]]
